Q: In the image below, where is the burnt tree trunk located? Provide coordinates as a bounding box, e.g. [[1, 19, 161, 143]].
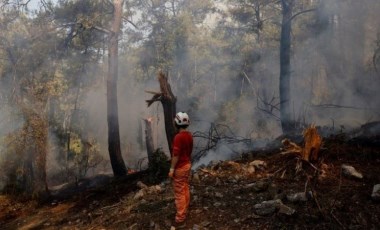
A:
[[279, 1, 317, 134], [279, 0, 294, 134], [144, 118, 155, 165], [146, 71, 177, 154], [33, 114, 49, 197], [21, 106, 49, 198], [107, 0, 127, 177]]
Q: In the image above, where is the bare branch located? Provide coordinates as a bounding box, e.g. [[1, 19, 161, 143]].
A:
[[311, 103, 378, 111], [104, 0, 114, 7], [192, 123, 252, 163], [145, 96, 162, 107], [20, 0, 32, 7], [257, 107, 281, 120], [145, 90, 161, 95], [59, 22, 112, 34], [289, 8, 316, 22], [92, 25, 112, 34], [241, 71, 257, 96], [241, 71, 280, 120], [122, 16, 138, 29], [40, 0, 54, 12]]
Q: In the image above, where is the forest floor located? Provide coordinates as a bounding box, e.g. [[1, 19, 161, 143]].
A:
[[0, 132, 380, 230]]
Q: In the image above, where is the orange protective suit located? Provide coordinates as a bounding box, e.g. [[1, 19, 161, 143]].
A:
[[173, 163, 191, 223]]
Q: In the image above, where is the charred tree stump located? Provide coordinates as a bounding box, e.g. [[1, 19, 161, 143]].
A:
[[302, 126, 322, 161], [144, 117, 155, 165], [281, 125, 322, 162], [146, 71, 177, 154]]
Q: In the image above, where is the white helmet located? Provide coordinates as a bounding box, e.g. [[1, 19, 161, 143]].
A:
[[174, 112, 190, 126]]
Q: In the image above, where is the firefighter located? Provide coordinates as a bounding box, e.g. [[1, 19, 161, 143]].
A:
[[169, 112, 193, 229]]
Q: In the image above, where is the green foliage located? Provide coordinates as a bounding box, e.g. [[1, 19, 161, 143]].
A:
[[147, 149, 170, 184], [0, 110, 48, 197], [132, 0, 214, 76], [0, 0, 108, 194], [73, 138, 104, 179]]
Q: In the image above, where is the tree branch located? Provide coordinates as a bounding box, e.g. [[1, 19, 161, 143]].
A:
[[289, 8, 316, 22], [92, 25, 112, 34], [59, 22, 112, 34], [122, 16, 138, 29], [242, 71, 280, 120], [311, 103, 378, 111], [15, 0, 32, 7], [1, 0, 31, 10]]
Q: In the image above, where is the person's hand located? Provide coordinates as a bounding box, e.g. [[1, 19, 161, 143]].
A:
[[168, 168, 174, 178]]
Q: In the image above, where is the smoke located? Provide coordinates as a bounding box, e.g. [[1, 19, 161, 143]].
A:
[[290, 0, 380, 128], [80, 66, 172, 171], [186, 0, 380, 165], [0, 105, 22, 138], [192, 141, 250, 170], [1, 0, 380, 188]]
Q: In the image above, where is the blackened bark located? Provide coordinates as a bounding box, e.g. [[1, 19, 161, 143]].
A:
[[144, 118, 155, 165], [146, 72, 177, 154], [159, 72, 177, 154], [107, 0, 127, 177]]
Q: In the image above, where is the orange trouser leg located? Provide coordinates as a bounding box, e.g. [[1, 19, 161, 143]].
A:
[[173, 163, 191, 223]]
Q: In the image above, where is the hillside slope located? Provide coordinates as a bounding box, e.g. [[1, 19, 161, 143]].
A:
[[1, 134, 379, 230]]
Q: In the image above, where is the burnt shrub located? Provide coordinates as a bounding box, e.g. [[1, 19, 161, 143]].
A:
[[148, 148, 170, 183]]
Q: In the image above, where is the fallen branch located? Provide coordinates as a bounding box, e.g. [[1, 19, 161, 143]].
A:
[[281, 138, 302, 155], [331, 211, 345, 229], [302, 159, 320, 172], [100, 203, 121, 211], [270, 159, 293, 178], [200, 168, 217, 177], [312, 190, 324, 217]]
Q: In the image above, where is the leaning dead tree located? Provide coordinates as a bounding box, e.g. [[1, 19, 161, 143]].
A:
[[146, 71, 177, 154]]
